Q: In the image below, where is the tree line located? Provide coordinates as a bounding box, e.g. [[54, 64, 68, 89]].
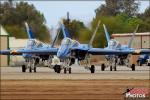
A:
[[62, 0, 150, 47], [0, 1, 50, 42], [0, 0, 150, 47]]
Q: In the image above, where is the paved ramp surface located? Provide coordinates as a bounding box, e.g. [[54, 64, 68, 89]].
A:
[[1, 66, 150, 100], [1, 65, 150, 79], [1, 80, 150, 100]]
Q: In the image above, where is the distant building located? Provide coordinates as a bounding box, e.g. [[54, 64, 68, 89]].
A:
[[112, 32, 150, 64], [9, 37, 28, 49], [112, 32, 150, 49], [9, 37, 28, 66], [0, 25, 9, 67]]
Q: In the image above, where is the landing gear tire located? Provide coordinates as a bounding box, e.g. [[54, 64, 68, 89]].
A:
[[110, 66, 112, 71], [131, 64, 135, 71], [29, 67, 32, 73], [101, 64, 105, 71], [22, 65, 26, 72], [54, 66, 57, 72], [69, 68, 71, 74], [139, 63, 142, 66], [114, 66, 117, 71], [34, 67, 36, 73], [55, 65, 61, 73], [137, 61, 142, 66], [64, 68, 67, 74], [90, 65, 95, 73]]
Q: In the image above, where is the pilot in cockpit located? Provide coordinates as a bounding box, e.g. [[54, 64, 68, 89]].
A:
[[71, 40, 79, 47], [62, 38, 71, 45], [109, 39, 116, 47], [109, 39, 121, 49], [27, 39, 36, 49]]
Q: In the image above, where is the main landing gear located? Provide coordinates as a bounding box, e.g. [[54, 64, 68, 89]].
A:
[[53, 65, 72, 74], [22, 64, 36, 73], [22, 58, 39, 73], [101, 63, 117, 71], [60, 59, 72, 74], [101, 63, 135, 71], [54, 65, 61, 73], [90, 65, 95, 73], [64, 67, 72, 74], [101, 64, 105, 71], [131, 64, 135, 71]]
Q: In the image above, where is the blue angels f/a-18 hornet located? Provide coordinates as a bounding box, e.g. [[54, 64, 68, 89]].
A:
[[0, 22, 59, 73], [55, 20, 101, 73], [88, 24, 150, 71]]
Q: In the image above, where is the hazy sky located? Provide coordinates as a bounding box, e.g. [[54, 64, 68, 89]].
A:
[[28, 1, 149, 28]]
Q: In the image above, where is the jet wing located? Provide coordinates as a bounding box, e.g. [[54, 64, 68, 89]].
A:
[[15, 48, 58, 55], [0, 50, 11, 55], [0, 50, 24, 55], [0, 48, 58, 55], [88, 48, 135, 55], [88, 48, 150, 55], [71, 47, 88, 51], [133, 49, 150, 54]]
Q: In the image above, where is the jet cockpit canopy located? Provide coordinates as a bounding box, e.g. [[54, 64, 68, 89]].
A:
[[108, 39, 121, 49], [62, 38, 72, 45], [27, 39, 43, 49]]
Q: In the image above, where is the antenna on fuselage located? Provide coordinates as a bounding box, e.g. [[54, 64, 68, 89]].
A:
[[128, 24, 139, 48], [89, 20, 101, 46]]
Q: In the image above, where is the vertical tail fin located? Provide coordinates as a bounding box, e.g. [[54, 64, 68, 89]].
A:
[[89, 20, 101, 46], [103, 24, 110, 45], [60, 21, 70, 38], [128, 24, 139, 48], [24, 22, 35, 39], [51, 28, 60, 47]]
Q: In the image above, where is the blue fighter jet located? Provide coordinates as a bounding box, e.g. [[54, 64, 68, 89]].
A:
[[88, 24, 150, 71], [55, 20, 101, 73], [0, 22, 59, 73]]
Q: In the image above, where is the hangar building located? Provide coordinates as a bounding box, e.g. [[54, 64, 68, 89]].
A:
[[112, 32, 150, 49], [112, 32, 150, 64], [0, 25, 28, 67], [0, 25, 9, 67], [9, 37, 28, 66]]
